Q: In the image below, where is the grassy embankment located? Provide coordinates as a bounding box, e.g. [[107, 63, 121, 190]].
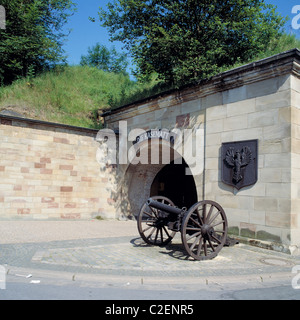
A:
[[0, 65, 159, 128]]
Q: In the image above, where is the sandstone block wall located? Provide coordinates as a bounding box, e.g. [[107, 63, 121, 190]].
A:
[[103, 49, 300, 251], [292, 75, 300, 245], [204, 75, 292, 246], [0, 117, 115, 220]]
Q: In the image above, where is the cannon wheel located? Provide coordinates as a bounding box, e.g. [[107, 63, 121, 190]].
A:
[[181, 200, 228, 261], [137, 196, 176, 246]]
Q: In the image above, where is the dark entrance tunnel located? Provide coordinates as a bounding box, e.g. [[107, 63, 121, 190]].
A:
[[150, 159, 198, 209]]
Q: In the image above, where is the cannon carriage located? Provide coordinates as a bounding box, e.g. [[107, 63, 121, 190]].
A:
[[137, 196, 228, 260]]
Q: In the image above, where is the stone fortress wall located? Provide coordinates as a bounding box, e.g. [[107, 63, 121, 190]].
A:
[[0, 117, 115, 220], [0, 49, 300, 254], [103, 49, 300, 254]]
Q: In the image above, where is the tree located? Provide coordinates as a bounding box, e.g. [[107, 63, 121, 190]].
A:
[[80, 43, 128, 74], [99, 0, 286, 86], [0, 0, 76, 85]]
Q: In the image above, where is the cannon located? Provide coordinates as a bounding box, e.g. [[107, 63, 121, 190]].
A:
[[137, 196, 228, 260]]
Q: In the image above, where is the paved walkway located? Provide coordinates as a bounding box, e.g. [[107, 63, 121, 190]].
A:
[[0, 220, 300, 299]]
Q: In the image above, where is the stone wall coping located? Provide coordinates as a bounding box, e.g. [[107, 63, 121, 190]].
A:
[[0, 114, 100, 136], [102, 48, 300, 120]]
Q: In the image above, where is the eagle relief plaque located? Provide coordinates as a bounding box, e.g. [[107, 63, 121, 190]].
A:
[[221, 140, 258, 190]]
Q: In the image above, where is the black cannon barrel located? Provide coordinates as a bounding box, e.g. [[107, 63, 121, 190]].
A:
[[147, 198, 183, 216]]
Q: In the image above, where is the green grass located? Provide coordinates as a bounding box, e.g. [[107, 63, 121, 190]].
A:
[[0, 65, 168, 128], [0, 66, 141, 128], [0, 34, 299, 129]]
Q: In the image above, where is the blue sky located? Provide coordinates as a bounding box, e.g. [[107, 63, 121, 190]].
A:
[[62, 0, 300, 69], [62, 0, 122, 65]]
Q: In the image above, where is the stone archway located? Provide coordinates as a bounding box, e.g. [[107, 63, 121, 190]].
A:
[[123, 139, 199, 218], [125, 163, 165, 218]]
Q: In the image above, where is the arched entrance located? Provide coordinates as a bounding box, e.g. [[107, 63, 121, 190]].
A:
[[150, 159, 198, 209], [123, 139, 199, 218]]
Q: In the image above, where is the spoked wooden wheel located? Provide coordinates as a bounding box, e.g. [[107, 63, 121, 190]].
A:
[[137, 196, 176, 246], [181, 200, 228, 260]]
